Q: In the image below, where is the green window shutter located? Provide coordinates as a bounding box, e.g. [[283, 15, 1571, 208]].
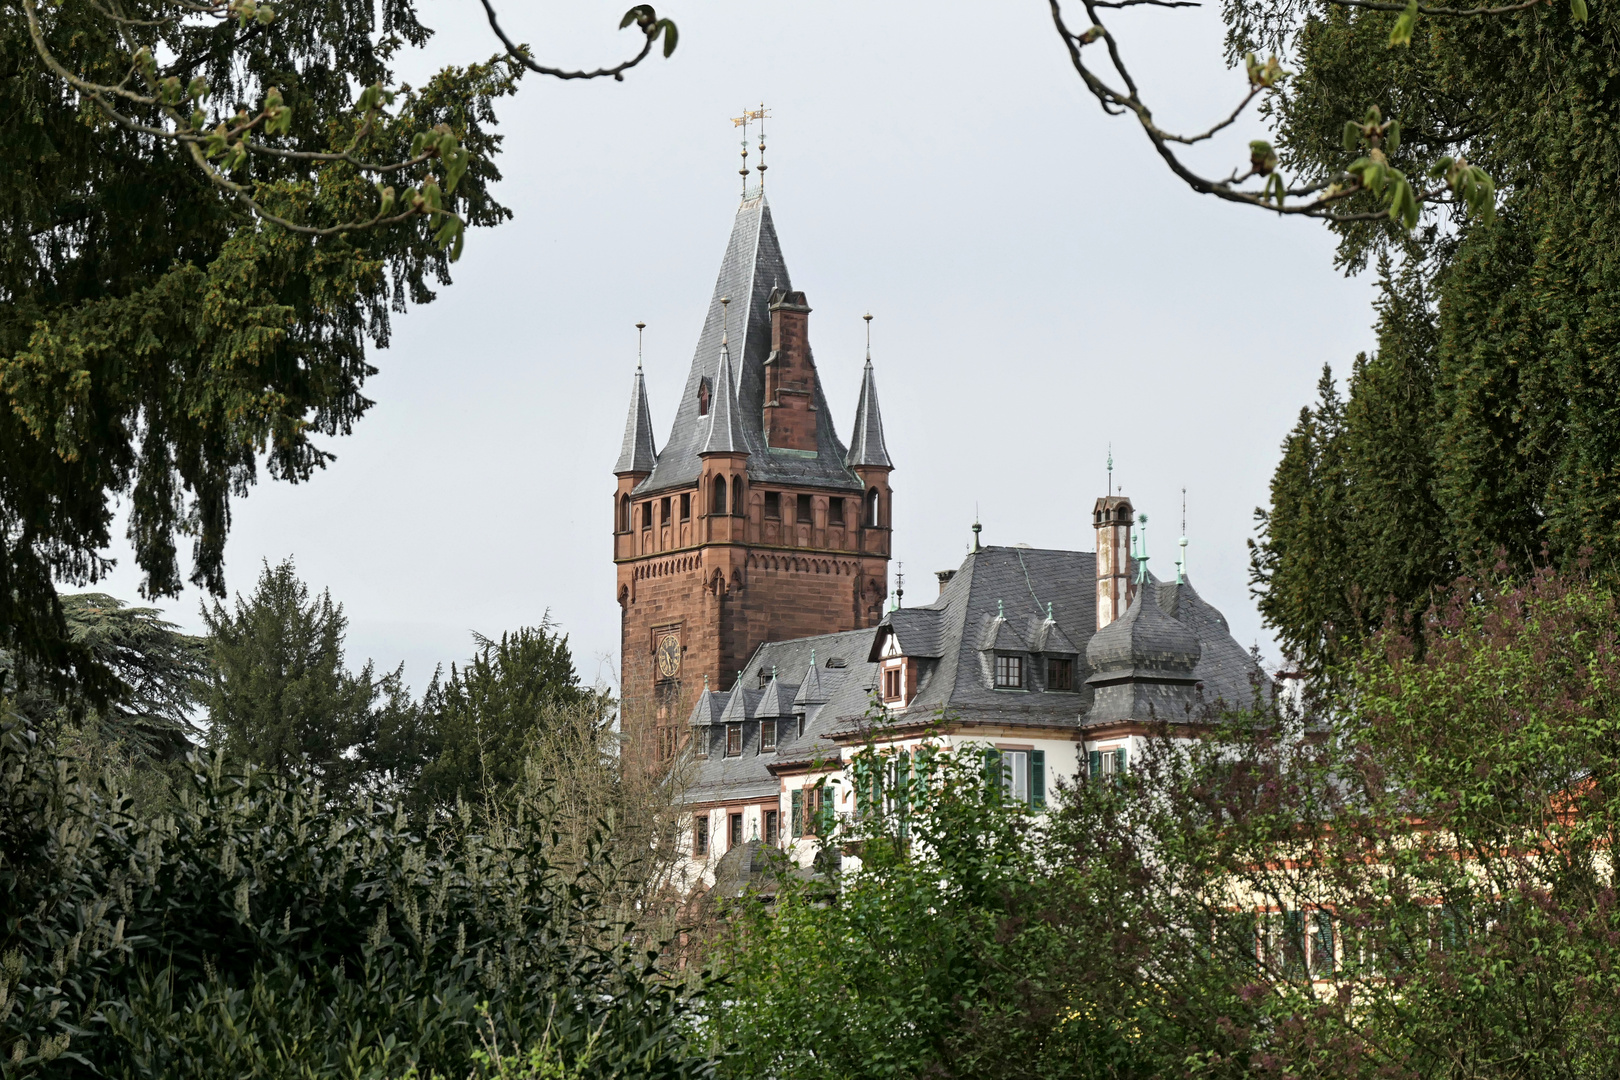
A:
[[1031, 749, 1046, 808], [1115, 746, 1127, 776], [791, 789, 803, 837], [983, 747, 1002, 793], [1088, 749, 1102, 780]]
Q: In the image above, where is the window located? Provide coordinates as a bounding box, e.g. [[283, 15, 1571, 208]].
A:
[[698, 377, 711, 416], [641, 501, 652, 530], [693, 815, 709, 856], [987, 747, 1046, 808], [993, 654, 1024, 689], [732, 474, 743, 515], [760, 718, 777, 751], [1002, 750, 1030, 802], [712, 475, 727, 515], [695, 727, 709, 759], [796, 493, 813, 524], [1310, 910, 1335, 976], [726, 722, 743, 756], [1089, 746, 1128, 781], [882, 666, 903, 701], [680, 492, 691, 520], [618, 494, 631, 533], [793, 786, 826, 837], [729, 812, 744, 850], [865, 488, 881, 527], [660, 497, 671, 525], [791, 790, 803, 838], [764, 491, 781, 519], [797, 713, 806, 738], [1047, 657, 1073, 690], [764, 809, 780, 846], [829, 497, 845, 525]]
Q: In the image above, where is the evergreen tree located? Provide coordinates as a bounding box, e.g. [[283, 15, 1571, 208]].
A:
[[202, 558, 390, 785], [406, 623, 591, 809]]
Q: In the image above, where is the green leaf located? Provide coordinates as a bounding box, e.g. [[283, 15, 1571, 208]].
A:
[[657, 18, 679, 57], [1343, 121, 1361, 152], [1386, 119, 1401, 152], [1389, 0, 1419, 47], [620, 4, 654, 30], [1571, 0, 1589, 21]]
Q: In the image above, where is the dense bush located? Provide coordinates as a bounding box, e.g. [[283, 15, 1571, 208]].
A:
[[0, 717, 710, 1079]]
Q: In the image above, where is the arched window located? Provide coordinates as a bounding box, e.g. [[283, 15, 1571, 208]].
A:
[[698, 378, 711, 417], [732, 474, 744, 516], [712, 475, 727, 515], [866, 488, 881, 527], [619, 494, 631, 533]]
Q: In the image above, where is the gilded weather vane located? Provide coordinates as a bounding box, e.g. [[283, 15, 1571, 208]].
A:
[[731, 104, 771, 198]]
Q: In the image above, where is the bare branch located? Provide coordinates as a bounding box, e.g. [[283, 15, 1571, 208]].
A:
[[1093, 0, 1202, 7], [479, 0, 661, 81]]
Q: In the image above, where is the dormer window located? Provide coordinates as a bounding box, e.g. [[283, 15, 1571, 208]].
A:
[[696, 727, 709, 759], [726, 722, 743, 756], [883, 668, 902, 700], [761, 719, 777, 752], [993, 654, 1024, 689], [1047, 658, 1074, 691], [698, 377, 711, 416]]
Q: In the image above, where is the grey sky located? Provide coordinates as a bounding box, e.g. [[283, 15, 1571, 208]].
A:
[[92, 1, 1374, 693]]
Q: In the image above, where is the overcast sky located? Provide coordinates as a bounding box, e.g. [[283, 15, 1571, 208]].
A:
[[90, 0, 1375, 694]]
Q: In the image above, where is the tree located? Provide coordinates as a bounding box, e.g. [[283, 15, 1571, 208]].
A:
[[404, 623, 591, 809], [201, 557, 393, 785], [0, 0, 676, 705]]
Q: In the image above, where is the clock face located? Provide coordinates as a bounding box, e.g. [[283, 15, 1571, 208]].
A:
[[656, 633, 682, 679]]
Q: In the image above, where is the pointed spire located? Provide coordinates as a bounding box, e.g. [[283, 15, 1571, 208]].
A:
[[846, 318, 892, 468], [700, 297, 748, 456], [614, 341, 658, 475]]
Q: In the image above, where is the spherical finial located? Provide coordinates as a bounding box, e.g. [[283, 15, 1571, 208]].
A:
[[1138, 512, 1148, 525], [720, 296, 730, 308], [863, 312, 873, 324], [635, 321, 646, 331]]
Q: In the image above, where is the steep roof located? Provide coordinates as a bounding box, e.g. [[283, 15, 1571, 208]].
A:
[[845, 360, 893, 469], [613, 366, 658, 475], [699, 336, 748, 455], [636, 194, 865, 495]]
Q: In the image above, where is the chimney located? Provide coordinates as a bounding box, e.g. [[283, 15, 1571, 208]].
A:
[[935, 569, 956, 596], [1094, 494, 1134, 629], [763, 289, 818, 452]]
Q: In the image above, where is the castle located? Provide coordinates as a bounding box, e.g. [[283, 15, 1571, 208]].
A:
[[615, 189, 1265, 885]]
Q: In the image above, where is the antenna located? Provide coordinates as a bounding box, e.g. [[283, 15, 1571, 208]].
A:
[[635, 321, 646, 371], [863, 312, 873, 361]]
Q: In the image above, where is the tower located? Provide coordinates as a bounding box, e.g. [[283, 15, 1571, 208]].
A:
[[613, 192, 894, 767], [1094, 494, 1134, 630]]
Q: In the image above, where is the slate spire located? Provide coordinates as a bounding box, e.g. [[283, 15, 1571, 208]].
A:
[[700, 310, 748, 456], [846, 358, 892, 468], [614, 364, 658, 475]]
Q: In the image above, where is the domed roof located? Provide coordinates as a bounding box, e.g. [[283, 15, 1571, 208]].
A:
[[1086, 582, 1201, 681]]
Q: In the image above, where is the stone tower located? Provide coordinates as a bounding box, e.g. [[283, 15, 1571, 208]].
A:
[[613, 193, 893, 767]]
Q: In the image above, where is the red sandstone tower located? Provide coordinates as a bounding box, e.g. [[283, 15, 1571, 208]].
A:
[[613, 193, 893, 766]]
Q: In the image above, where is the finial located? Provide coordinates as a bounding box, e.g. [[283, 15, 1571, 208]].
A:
[[704, 674, 710, 691], [755, 102, 770, 188], [997, 599, 1004, 619], [1135, 512, 1150, 584], [732, 108, 751, 197], [863, 312, 873, 362], [972, 515, 982, 553], [720, 296, 730, 346], [1106, 444, 1113, 498], [895, 562, 904, 608], [1178, 488, 1188, 585], [772, 664, 778, 679], [810, 648, 816, 666], [1047, 601, 1054, 621], [635, 321, 646, 371]]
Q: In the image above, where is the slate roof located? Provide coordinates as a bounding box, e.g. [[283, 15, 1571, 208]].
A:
[[845, 360, 893, 469], [613, 366, 658, 475], [635, 194, 871, 496], [699, 336, 748, 456], [679, 544, 1269, 809]]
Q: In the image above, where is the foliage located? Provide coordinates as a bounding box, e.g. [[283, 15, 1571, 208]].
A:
[[0, 714, 712, 1079], [712, 738, 1137, 1080], [201, 557, 401, 788], [4, 592, 206, 763]]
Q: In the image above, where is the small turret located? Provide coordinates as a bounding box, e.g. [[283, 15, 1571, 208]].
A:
[[614, 364, 658, 476]]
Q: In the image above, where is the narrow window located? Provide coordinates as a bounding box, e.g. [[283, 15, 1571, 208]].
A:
[[732, 474, 744, 515], [661, 497, 671, 525], [712, 475, 727, 515], [1047, 658, 1073, 691], [791, 789, 803, 838], [994, 655, 1024, 689], [866, 488, 881, 527], [764, 492, 781, 519], [698, 378, 711, 416], [1000, 750, 1030, 803], [618, 494, 631, 533], [729, 812, 744, 850], [796, 493, 813, 524], [726, 722, 743, 756], [883, 667, 903, 701], [693, 815, 709, 856], [797, 714, 806, 738], [695, 727, 709, 759], [764, 809, 780, 846], [829, 497, 845, 525], [761, 718, 777, 751], [680, 492, 691, 521], [641, 501, 652, 530]]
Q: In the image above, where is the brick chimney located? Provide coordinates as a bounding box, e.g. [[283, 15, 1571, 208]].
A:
[[1094, 495, 1134, 629], [763, 289, 818, 452]]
